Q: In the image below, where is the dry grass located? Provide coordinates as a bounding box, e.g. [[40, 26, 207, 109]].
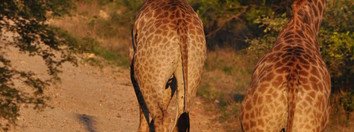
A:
[[326, 92, 354, 132], [51, 1, 130, 57], [48, 1, 131, 67], [197, 48, 257, 130]]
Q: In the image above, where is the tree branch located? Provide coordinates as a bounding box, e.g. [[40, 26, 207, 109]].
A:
[[206, 6, 249, 38]]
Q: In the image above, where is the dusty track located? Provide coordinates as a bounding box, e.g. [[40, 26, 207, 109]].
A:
[[3, 42, 223, 132]]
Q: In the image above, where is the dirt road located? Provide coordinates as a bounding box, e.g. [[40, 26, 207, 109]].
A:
[[3, 43, 223, 132], [4, 46, 137, 131]]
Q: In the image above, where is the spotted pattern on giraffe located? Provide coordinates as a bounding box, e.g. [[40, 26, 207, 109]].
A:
[[240, 0, 330, 131], [131, 0, 206, 131]]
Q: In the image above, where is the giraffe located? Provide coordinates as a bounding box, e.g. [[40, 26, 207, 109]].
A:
[[240, 0, 331, 131], [130, 0, 206, 131]]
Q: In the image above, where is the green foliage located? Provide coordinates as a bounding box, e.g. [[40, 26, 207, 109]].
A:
[[319, 0, 353, 94], [340, 91, 354, 114], [189, 0, 248, 49], [246, 12, 287, 58], [321, 31, 354, 79], [190, 0, 243, 26], [188, 0, 291, 49], [322, 0, 353, 32], [319, 1, 354, 123]]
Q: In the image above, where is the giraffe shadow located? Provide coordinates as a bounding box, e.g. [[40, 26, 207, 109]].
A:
[[76, 114, 97, 132]]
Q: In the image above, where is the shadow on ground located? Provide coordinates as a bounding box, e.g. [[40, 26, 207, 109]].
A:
[[77, 114, 97, 132]]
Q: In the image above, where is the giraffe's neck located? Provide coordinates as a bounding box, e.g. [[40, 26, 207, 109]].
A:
[[292, 0, 326, 36], [274, 0, 326, 51]]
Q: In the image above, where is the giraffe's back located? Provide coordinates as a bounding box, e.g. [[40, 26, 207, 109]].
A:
[[241, 42, 331, 131], [133, 0, 206, 96], [241, 0, 330, 131]]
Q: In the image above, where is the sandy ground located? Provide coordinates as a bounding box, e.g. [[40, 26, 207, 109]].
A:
[[2, 36, 353, 132], [2, 38, 224, 132]]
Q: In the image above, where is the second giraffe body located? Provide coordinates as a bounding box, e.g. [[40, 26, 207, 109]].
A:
[[130, 0, 206, 131], [241, 0, 331, 131]]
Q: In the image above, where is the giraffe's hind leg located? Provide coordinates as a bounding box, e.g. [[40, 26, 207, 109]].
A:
[[241, 85, 287, 131], [153, 84, 177, 132], [138, 108, 150, 132], [136, 72, 177, 132], [136, 85, 166, 132], [161, 76, 180, 131]]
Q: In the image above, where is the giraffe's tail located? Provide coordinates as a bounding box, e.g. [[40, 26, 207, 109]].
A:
[[175, 18, 190, 131], [177, 22, 188, 113], [286, 67, 300, 132]]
